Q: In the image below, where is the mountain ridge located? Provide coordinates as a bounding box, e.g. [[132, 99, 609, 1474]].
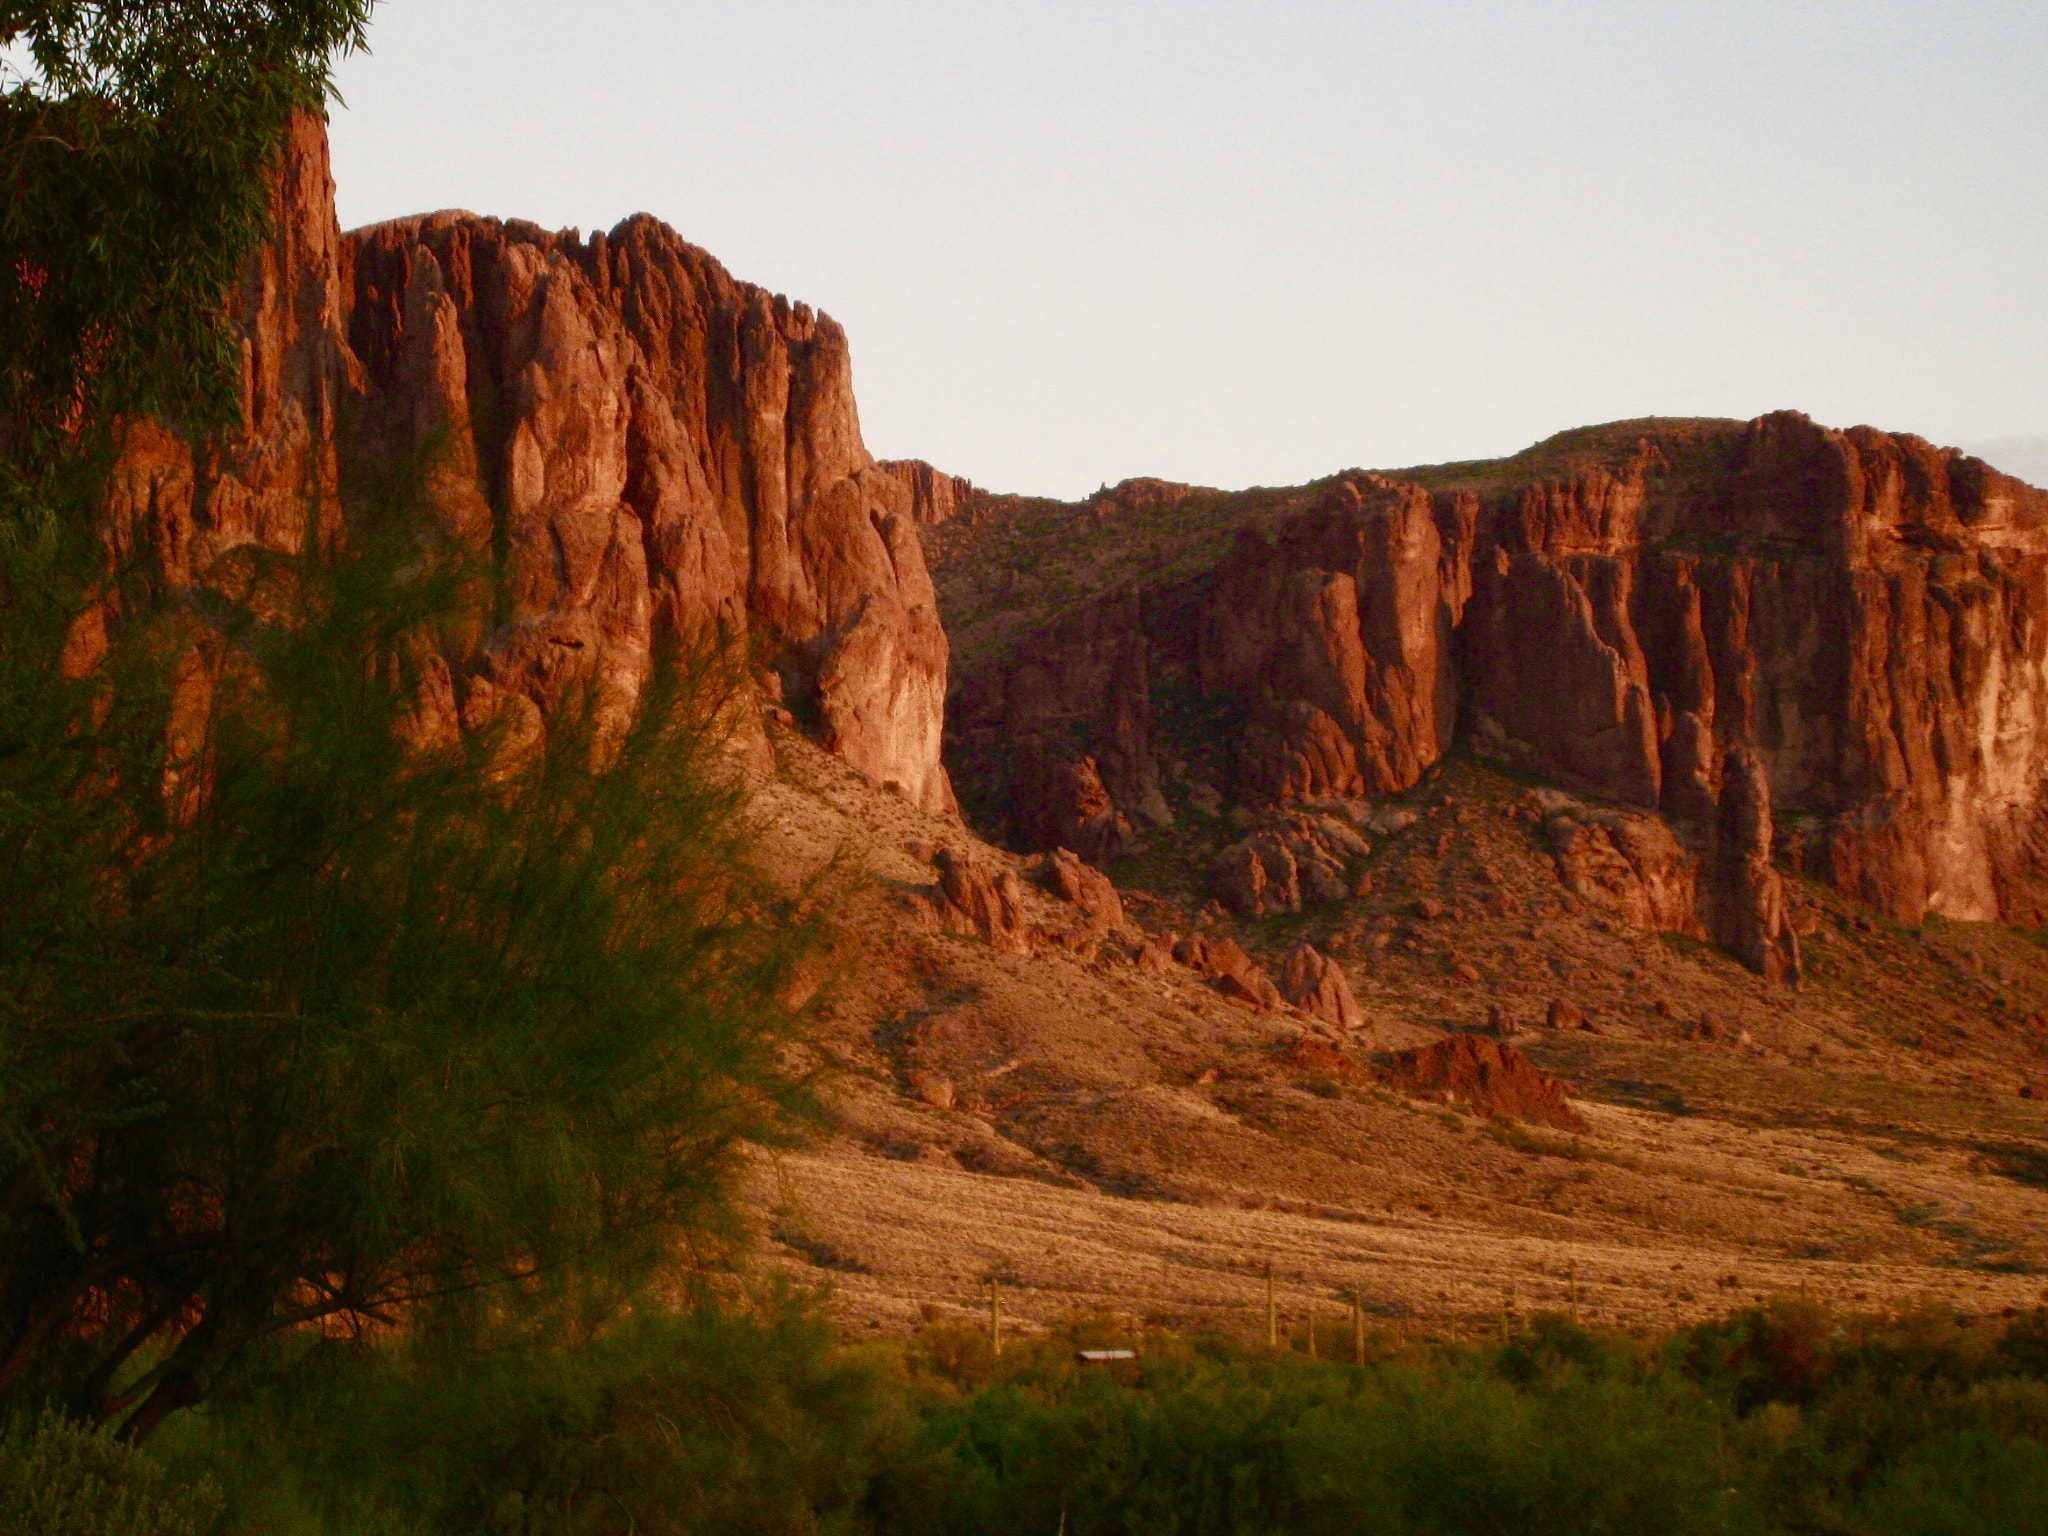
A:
[[84, 109, 2048, 1336]]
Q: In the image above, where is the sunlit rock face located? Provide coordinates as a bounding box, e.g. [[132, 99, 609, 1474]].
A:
[[1462, 411, 2048, 927], [108, 111, 957, 815], [946, 414, 2048, 935], [98, 114, 2048, 944]]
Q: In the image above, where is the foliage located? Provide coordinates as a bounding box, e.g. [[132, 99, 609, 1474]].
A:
[[871, 1304, 2048, 1536], [161, 1291, 903, 1536], [875, 1349, 1744, 1535], [1, 0, 372, 523], [144, 1299, 2048, 1535], [0, 479, 812, 1439], [2, 0, 824, 1456], [0, 1411, 220, 1535]]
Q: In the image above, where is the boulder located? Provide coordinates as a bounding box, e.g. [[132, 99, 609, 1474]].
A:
[[1545, 998, 1586, 1030], [1279, 944, 1365, 1032], [911, 1075, 956, 1109], [1690, 1010, 1731, 1042], [1044, 845, 1126, 931], [928, 846, 1031, 955], [1278, 1037, 1369, 1084], [1174, 933, 1284, 1012], [1211, 832, 1301, 918], [1217, 970, 1286, 1011]]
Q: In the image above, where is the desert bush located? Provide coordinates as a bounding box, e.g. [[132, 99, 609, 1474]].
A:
[[132, 1300, 2048, 1534], [163, 1290, 901, 1536], [873, 1349, 1754, 1536], [0, 1413, 221, 1536]]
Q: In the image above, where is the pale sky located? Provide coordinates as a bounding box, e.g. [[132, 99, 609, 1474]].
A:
[[327, 1, 2048, 499]]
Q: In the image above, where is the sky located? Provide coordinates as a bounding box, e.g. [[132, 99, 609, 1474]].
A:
[[326, 1, 2048, 499]]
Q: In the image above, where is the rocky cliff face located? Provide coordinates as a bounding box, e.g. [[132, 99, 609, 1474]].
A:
[[940, 416, 2048, 942], [103, 110, 360, 591], [1463, 416, 2048, 927], [94, 112, 2048, 951], [104, 112, 956, 814]]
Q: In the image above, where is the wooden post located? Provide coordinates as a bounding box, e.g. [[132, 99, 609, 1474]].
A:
[[1567, 1262, 1579, 1323], [1266, 1262, 1277, 1349], [1352, 1291, 1364, 1366], [989, 1277, 1002, 1358], [1308, 1311, 1318, 1360]]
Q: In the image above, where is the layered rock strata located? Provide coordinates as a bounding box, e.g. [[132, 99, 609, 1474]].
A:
[[105, 112, 956, 813]]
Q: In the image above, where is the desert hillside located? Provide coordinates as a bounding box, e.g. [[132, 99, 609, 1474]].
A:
[[114, 110, 2048, 1344]]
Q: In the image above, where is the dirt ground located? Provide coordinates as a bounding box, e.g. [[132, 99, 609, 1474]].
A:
[[736, 727, 2048, 1344]]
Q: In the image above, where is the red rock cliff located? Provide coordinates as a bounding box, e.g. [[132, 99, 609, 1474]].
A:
[[104, 112, 956, 814], [946, 417, 2048, 930]]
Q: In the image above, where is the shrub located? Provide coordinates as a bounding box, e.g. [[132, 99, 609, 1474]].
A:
[[0, 1414, 221, 1536], [167, 1291, 902, 1535]]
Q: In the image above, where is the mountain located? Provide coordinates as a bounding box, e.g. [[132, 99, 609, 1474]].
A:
[[95, 111, 2048, 1338], [934, 418, 2048, 937], [103, 110, 958, 816]]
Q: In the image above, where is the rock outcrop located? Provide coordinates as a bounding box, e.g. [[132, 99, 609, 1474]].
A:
[[1172, 934, 1284, 1012], [925, 846, 1032, 955], [1545, 808, 1702, 936], [943, 416, 2048, 939], [1709, 747, 1802, 985], [1379, 1036, 1583, 1130], [105, 111, 359, 590], [1279, 944, 1365, 1033], [93, 112, 2048, 969], [1212, 831, 1302, 918], [107, 112, 956, 814], [1211, 811, 1371, 918], [1014, 746, 1132, 866], [875, 459, 978, 526], [1042, 846, 1126, 932]]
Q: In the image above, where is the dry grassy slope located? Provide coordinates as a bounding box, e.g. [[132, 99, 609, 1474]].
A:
[[739, 722, 2048, 1346]]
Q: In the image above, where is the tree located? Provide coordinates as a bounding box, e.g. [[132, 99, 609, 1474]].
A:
[[2, 0, 374, 495], [1, 474, 812, 1440], [0, 2, 815, 1441]]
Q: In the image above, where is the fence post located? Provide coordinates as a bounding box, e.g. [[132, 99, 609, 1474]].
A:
[[1266, 1262, 1277, 1349], [990, 1277, 1002, 1358], [1352, 1291, 1365, 1366]]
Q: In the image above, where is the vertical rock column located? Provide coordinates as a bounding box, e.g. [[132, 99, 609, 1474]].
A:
[[1710, 747, 1802, 984]]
